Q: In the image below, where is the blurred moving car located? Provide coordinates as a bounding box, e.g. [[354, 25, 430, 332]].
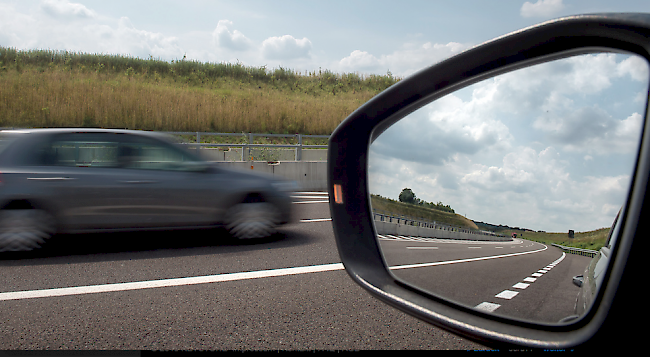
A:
[[0, 128, 294, 252]]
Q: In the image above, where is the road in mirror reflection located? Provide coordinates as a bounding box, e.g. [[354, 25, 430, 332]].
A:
[[368, 53, 649, 324]]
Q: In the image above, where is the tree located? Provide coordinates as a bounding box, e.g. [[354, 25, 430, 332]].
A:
[[398, 188, 416, 204]]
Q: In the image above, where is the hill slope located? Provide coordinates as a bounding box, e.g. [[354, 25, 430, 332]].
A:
[[370, 195, 479, 230]]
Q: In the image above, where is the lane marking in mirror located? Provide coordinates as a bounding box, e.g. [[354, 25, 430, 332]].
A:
[[474, 252, 567, 313]]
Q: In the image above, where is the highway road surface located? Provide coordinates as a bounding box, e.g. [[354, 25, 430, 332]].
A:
[[0, 193, 588, 350]]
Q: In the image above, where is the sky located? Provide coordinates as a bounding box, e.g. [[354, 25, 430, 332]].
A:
[[369, 53, 649, 232], [1, 0, 649, 232], [0, 0, 649, 78]]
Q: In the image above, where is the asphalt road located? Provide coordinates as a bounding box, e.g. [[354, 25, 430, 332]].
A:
[[0, 195, 588, 350], [379, 235, 591, 323]]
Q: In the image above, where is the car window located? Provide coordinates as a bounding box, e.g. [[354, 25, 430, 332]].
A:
[[0, 133, 19, 155], [118, 136, 199, 171], [40, 133, 120, 168]]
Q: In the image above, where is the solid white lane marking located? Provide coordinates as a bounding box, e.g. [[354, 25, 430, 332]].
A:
[[388, 245, 547, 270], [0, 263, 345, 302], [495, 290, 519, 300], [475, 302, 501, 312], [299, 218, 332, 222], [293, 200, 329, 204], [513, 283, 529, 289], [406, 247, 438, 250], [294, 192, 328, 195], [523, 277, 537, 282]]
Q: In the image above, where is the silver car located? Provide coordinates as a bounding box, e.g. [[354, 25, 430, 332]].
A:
[[0, 128, 294, 252]]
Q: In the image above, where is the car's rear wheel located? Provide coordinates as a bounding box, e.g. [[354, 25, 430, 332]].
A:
[[225, 201, 279, 239], [0, 209, 56, 252]]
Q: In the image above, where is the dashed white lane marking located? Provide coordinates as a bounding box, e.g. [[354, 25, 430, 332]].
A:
[[476, 251, 566, 313], [0, 263, 345, 302], [291, 192, 329, 204], [378, 235, 518, 245], [406, 247, 438, 250], [475, 302, 501, 312], [388, 245, 548, 270], [299, 218, 332, 222], [495, 290, 519, 300]]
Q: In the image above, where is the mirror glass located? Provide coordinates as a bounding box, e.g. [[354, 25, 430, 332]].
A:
[[368, 53, 649, 324]]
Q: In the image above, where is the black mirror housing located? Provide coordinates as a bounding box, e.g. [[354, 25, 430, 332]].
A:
[[327, 13, 650, 349]]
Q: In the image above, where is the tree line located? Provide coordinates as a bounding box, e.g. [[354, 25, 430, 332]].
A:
[[398, 188, 455, 213]]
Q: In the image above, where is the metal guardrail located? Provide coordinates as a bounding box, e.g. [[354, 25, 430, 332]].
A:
[[0, 129, 330, 162], [552, 243, 599, 258], [372, 209, 506, 237], [164, 132, 329, 161]]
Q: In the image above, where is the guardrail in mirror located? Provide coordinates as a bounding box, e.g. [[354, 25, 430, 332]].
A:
[[551, 244, 599, 258], [368, 53, 649, 324]]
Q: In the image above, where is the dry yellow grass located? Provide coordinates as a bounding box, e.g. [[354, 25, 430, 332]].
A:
[[0, 67, 379, 134]]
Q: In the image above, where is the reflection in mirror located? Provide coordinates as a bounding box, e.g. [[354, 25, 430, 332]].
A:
[[368, 53, 649, 324]]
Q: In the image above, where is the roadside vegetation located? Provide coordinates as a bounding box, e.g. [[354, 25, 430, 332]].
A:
[[475, 221, 610, 251], [0, 47, 400, 134], [499, 227, 609, 251], [370, 194, 478, 230]]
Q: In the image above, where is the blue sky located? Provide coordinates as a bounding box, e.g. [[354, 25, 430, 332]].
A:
[[1, 0, 649, 77], [369, 54, 649, 232], [1, 1, 649, 232]]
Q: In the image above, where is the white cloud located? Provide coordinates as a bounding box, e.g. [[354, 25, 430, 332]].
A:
[[338, 50, 380, 71], [213, 20, 252, 51], [520, 0, 565, 18], [108, 17, 183, 59], [40, 0, 96, 19], [262, 35, 312, 60], [338, 41, 468, 77], [369, 53, 644, 232], [617, 55, 650, 82]]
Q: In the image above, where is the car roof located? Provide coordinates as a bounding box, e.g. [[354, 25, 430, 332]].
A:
[[0, 128, 164, 137]]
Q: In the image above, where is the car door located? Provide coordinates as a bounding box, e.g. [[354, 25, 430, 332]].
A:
[[111, 133, 218, 228], [23, 132, 138, 230]]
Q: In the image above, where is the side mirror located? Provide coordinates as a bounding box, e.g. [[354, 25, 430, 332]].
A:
[[328, 13, 650, 349]]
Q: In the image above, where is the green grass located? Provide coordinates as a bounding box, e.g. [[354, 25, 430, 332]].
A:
[[491, 227, 610, 251], [370, 195, 479, 230]]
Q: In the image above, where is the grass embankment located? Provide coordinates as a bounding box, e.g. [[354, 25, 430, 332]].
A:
[[370, 195, 479, 230], [490, 227, 610, 251], [0, 47, 399, 134]]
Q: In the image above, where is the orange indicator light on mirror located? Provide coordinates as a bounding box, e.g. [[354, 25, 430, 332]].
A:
[[333, 184, 343, 204]]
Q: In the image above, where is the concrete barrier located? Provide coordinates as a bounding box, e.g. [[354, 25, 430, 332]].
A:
[[213, 161, 327, 191], [374, 220, 511, 242]]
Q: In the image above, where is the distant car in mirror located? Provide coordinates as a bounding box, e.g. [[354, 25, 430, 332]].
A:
[[327, 13, 650, 349], [0, 128, 294, 252]]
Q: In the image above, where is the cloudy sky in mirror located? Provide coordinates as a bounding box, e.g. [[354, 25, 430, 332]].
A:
[[0, 0, 649, 77], [369, 54, 649, 232]]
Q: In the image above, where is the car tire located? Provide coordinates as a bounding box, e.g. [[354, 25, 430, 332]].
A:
[[225, 202, 279, 239], [0, 209, 56, 252]]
